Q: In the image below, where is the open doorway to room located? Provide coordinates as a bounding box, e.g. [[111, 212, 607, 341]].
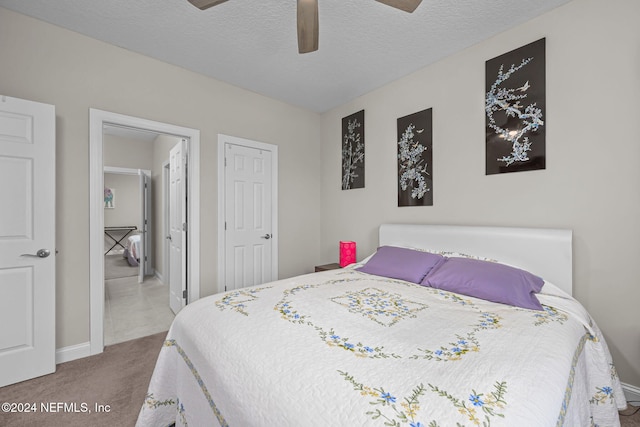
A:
[[89, 109, 200, 356], [101, 127, 177, 345]]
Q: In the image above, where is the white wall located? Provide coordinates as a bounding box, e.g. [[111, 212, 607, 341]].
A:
[[0, 7, 322, 350], [320, 0, 640, 386]]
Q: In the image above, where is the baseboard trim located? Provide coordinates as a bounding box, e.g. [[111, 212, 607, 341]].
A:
[[623, 382, 640, 403], [55, 341, 91, 364], [154, 269, 165, 284]]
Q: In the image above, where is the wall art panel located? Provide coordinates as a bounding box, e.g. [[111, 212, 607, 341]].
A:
[[485, 38, 546, 175], [341, 109, 365, 190], [397, 108, 433, 207]]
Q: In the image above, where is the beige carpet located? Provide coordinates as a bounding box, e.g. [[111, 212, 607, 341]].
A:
[[0, 331, 638, 426], [622, 405, 640, 427], [0, 332, 166, 427]]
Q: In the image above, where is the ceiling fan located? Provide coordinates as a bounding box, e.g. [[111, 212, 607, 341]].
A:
[[187, 0, 423, 54]]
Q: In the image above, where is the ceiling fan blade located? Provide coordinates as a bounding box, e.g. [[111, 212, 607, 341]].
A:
[[187, 0, 229, 11], [297, 0, 319, 54], [375, 0, 422, 13]]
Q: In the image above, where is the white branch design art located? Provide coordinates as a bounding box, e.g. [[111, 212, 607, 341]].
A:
[[342, 118, 364, 190], [398, 124, 429, 199], [486, 57, 544, 166]]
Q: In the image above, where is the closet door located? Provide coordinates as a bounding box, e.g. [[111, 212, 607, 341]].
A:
[[224, 142, 274, 290]]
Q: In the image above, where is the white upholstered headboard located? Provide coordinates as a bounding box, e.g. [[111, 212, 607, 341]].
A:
[[379, 224, 573, 296]]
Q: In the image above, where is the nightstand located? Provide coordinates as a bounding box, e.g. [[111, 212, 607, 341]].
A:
[[315, 263, 341, 272]]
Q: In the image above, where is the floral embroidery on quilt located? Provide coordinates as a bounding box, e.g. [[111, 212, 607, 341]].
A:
[[430, 381, 508, 426], [340, 371, 427, 426], [590, 363, 620, 407], [143, 392, 175, 409], [275, 283, 321, 324], [531, 305, 569, 326], [274, 281, 401, 358], [410, 312, 502, 361], [436, 291, 475, 306], [276, 275, 504, 361], [590, 386, 615, 406], [214, 286, 272, 316], [609, 363, 621, 382], [176, 398, 188, 426], [330, 275, 419, 288], [339, 371, 508, 426], [318, 327, 401, 359], [331, 287, 429, 327]]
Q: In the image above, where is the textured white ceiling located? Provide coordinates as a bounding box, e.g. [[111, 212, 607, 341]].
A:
[[0, 0, 571, 112]]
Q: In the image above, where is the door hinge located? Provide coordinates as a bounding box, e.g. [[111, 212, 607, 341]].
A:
[[183, 290, 187, 299], [183, 222, 187, 232]]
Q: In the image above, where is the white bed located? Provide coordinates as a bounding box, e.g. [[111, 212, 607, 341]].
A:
[[136, 224, 625, 426], [378, 224, 573, 295], [123, 234, 140, 267]]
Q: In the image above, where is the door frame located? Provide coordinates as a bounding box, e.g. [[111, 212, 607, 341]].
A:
[[90, 109, 200, 355], [217, 134, 278, 294]]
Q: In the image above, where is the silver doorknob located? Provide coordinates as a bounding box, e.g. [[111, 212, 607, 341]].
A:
[[261, 234, 272, 240], [21, 249, 51, 258]]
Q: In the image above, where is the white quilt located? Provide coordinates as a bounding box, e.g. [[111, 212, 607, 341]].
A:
[[125, 234, 140, 267], [137, 267, 625, 426]]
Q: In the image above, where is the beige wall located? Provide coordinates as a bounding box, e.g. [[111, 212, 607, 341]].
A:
[[0, 8, 322, 350], [320, 0, 640, 386], [104, 133, 154, 171], [103, 173, 141, 230]]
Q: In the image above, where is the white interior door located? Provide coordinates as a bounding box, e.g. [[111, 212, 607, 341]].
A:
[[224, 142, 273, 291], [169, 140, 187, 314], [162, 162, 170, 288], [0, 95, 56, 387], [139, 170, 152, 282]]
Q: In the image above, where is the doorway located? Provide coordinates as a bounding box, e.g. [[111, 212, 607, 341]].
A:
[[89, 109, 200, 356], [102, 165, 173, 345], [103, 167, 148, 282]]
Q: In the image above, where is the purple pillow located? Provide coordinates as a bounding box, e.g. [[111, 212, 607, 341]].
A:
[[356, 246, 445, 284], [421, 257, 544, 310]]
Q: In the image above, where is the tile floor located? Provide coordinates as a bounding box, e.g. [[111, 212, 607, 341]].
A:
[[104, 275, 175, 346]]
